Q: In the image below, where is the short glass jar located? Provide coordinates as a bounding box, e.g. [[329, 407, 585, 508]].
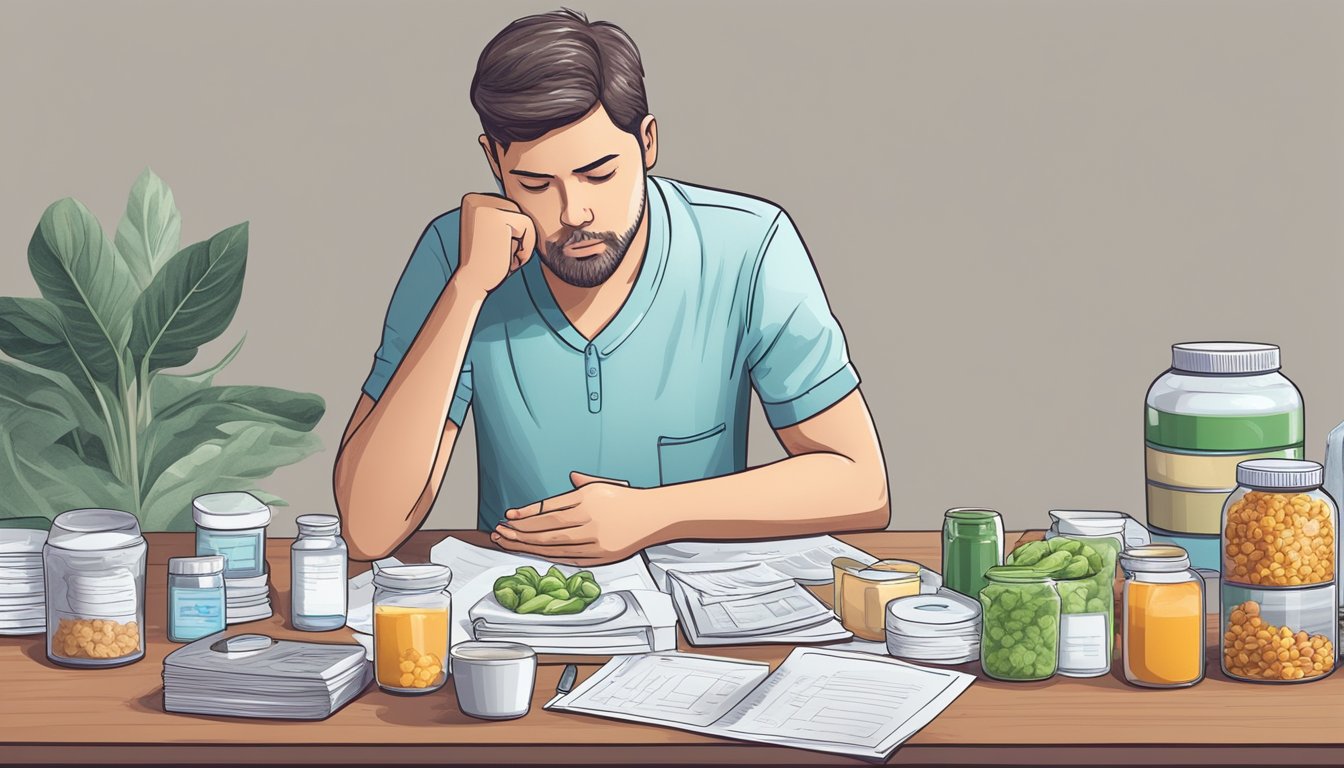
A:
[[1120, 545, 1205, 688], [978, 566, 1060, 682], [373, 564, 452, 694], [44, 509, 147, 667], [167, 555, 226, 642]]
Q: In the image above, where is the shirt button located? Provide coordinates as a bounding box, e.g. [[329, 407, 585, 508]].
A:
[[587, 367, 597, 376], [589, 392, 599, 401]]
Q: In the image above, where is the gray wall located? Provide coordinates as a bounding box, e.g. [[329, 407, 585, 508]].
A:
[[2, 0, 1342, 536]]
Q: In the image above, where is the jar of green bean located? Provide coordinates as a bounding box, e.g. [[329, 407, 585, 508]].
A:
[[979, 566, 1060, 682]]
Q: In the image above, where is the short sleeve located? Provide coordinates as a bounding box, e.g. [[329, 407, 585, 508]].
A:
[[744, 211, 860, 428], [362, 213, 473, 426]]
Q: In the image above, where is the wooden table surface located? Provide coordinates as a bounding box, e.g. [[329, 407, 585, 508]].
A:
[[3, 529, 1344, 766]]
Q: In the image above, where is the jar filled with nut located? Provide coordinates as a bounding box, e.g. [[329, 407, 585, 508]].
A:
[[43, 509, 147, 668], [1220, 459, 1338, 683]]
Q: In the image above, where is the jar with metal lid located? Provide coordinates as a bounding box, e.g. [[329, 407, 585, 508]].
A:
[[1121, 545, 1205, 688], [1145, 342, 1304, 571], [978, 566, 1060, 682], [167, 555, 226, 643], [942, 508, 1004, 600], [291, 514, 348, 631], [1220, 459, 1337, 683], [43, 509, 147, 667], [373, 564, 452, 694]]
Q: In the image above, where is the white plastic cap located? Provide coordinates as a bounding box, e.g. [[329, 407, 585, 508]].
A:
[[192, 492, 271, 530], [1236, 459, 1324, 490], [169, 555, 226, 576], [296, 514, 340, 536], [1171, 342, 1280, 374], [373, 564, 452, 591]]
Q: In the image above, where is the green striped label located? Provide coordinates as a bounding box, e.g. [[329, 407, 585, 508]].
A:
[[1145, 407, 1303, 452]]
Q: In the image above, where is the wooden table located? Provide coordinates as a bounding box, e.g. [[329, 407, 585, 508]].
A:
[[3, 530, 1344, 766]]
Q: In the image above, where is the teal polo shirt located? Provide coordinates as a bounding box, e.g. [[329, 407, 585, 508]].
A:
[[363, 176, 860, 531]]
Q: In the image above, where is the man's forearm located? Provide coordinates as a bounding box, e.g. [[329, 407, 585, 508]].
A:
[[335, 278, 487, 547], [645, 451, 890, 543]]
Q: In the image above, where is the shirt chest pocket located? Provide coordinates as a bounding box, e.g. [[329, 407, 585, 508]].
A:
[[657, 423, 730, 486]]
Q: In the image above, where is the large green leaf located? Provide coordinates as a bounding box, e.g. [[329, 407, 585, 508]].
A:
[[0, 297, 81, 379], [27, 198, 137, 384], [139, 384, 325, 494], [130, 222, 247, 373], [0, 375, 129, 520], [115, 168, 182, 290], [141, 421, 322, 530], [0, 359, 111, 452], [147, 334, 245, 415]]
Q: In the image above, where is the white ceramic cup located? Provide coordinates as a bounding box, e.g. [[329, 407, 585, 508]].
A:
[[450, 641, 537, 720]]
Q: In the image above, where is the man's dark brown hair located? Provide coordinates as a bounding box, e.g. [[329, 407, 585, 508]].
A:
[[470, 8, 648, 153]]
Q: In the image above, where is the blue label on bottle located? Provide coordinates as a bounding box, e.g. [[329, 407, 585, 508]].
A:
[[170, 587, 226, 640]]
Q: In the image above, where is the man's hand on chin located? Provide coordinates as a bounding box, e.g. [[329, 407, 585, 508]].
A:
[[491, 472, 661, 565]]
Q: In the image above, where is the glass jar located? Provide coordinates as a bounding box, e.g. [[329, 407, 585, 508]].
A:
[[1045, 513, 1124, 678], [978, 566, 1060, 682], [1145, 342, 1304, 571], [1219, 459, 1338, 683], [291, 515, 348, 631], [1120, 545, 1206, 688], [193, 492, 271, 579], [373, 564, 452, 694], [167, 555, 226, 643], [942, 508, 1004, 600], [43, 509, 147, 667]]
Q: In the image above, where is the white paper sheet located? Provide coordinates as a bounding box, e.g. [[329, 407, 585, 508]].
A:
[[547, 647, 974, 761], [645, 536, 877, 589], [343, 557, 403, 634], [665, 562, 795, 605]]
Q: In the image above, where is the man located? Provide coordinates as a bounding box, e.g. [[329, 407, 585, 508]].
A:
[[333, 9, 890, 565]]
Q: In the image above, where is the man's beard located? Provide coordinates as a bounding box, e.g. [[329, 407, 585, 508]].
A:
[[539, 194, 646, 288]]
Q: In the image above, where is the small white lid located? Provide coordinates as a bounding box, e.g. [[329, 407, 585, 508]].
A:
[[47, 509, 143, 551], [193, 492, 271, 530], [1171, 342, 1280, 374], [169, 555, 226, 576], [374, 564, 451, 591], [1236, 459, 1324, 490], [1120, 545, 1191, 573], [887, 592, 981, 628], [296, 514, 340, 535]]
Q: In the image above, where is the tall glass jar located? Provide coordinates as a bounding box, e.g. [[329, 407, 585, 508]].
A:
[[1220, 459, 1337, 683], [1121, 545, 1206, 688], [43, 509, 147, 667], [978, 566, 1060, 682], [290, 515, 348, 631], [373, 564, 452, 694], [943, 508, 1004, 600]]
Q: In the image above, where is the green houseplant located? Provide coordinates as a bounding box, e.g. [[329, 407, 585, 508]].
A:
[[0, 169, 324, 530]]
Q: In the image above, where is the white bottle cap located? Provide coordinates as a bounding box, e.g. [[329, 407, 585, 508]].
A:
[[1171, 342, 1280, 375], [296, 514, 340, 536], [169, 555, 226, 576], [192, 492, 271, 530], [1236, 459, 1324, 490]]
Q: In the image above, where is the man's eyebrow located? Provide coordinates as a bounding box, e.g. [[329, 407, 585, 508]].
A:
[[508, 154, 619, 179], [573, 154, 619, 174]]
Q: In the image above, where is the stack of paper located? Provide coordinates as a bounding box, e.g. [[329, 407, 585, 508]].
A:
[[884, 590, 981, 664], [0, 529, 47, 635], [645, 536, 877, 590], [546, 647, 975, 761], [664, 562, 850, 646], [224, 567, 272, 624], [163, 633, 371, 720], [468, 589, 677, 654]]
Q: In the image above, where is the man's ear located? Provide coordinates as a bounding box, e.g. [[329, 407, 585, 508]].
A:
[[479, 134, 504, 185], [639, 116, 658, 171]]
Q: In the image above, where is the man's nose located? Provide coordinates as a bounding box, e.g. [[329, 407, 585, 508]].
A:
[[559, 187, 595, 230]]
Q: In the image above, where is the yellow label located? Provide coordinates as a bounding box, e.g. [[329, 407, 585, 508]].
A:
[[1145, 446, 1298, 490], [1146, 483, 1230, 535]]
